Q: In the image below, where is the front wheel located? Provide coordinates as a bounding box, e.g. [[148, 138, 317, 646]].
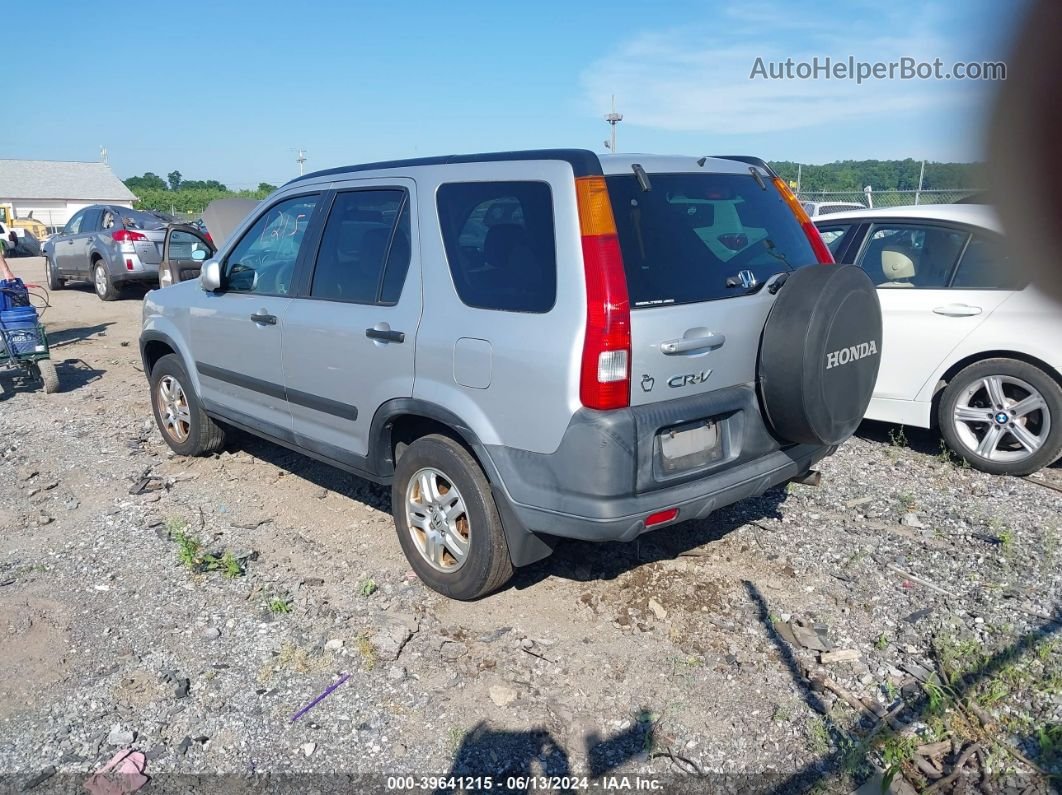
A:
[[391, 434, 513, 600], [93, 261, 120, 301], [149, 354, 226, 456], [939, 358, 1062, 476], [36, 359, 59, 393]]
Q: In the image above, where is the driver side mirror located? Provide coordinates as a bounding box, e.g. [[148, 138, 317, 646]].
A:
[[200, 259, 222, 292]]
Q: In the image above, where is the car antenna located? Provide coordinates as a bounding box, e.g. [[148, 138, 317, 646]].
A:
[[632, 163, 652, 192]]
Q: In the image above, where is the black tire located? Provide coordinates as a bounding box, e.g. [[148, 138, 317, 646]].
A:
[[391, 434, 513, 600], [149, 354, 226, 456], [45, 255, 64, 289], [37, 359, 59, 394], [939, 358, 1062, 476], [93, 260, 120, 301]]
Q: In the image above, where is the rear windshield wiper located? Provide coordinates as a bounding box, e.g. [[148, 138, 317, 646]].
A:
[[632, 163, 652, 192]]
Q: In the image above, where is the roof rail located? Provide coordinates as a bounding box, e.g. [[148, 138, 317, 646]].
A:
[[284, 149, 603, 186]]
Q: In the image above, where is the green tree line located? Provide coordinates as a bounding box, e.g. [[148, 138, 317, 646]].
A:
[[770, 159, 984, 193], [123, 171, 279, 213]]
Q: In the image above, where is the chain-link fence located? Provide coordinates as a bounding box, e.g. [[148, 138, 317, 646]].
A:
[[796, 188, 984, 209]]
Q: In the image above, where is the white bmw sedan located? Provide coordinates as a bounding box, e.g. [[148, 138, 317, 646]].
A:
[[815, 204, 1061, 475]]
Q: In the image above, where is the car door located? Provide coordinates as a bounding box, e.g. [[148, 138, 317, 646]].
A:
[[190, 193, 322, 441], [281, 181, 420, 469], [53, 210, 86, 275], [853, 221, 1012, 401], [161, 225, 215, 286], [69, 207, 102, 278]]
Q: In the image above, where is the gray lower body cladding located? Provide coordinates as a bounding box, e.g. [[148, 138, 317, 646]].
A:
[[485, 384, 830, 545]]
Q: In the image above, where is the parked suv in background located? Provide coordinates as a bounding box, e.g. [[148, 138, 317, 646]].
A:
[[42, 205, 171, 300], [140, 149, 882, 599]]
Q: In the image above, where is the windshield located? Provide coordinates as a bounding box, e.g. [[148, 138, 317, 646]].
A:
[[606, 172, 817, 307]]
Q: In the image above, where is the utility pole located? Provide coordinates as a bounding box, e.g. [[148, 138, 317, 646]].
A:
[[915, 159, 926, 205], [796, 163, 802, 195], [99, 145, 108, 164], [296, 149, 307, 176], [604, 95, 623, 154]]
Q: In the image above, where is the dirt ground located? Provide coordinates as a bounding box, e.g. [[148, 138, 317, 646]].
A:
[[1, 256, 1059, 794]]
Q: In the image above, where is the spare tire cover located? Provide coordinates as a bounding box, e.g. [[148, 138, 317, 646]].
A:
[[758, 264, 882, 446]]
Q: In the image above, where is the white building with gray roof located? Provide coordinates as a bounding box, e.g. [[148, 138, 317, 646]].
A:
[[0, 159, 137, 231]]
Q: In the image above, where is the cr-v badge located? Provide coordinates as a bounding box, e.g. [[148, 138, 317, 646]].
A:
[[668, 370, 712, 388]]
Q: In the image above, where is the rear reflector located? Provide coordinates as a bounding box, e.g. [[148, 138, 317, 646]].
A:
[[645, 508, 679, 527], [772, 177, 835, 264], [125, 259, 134, 270], [576, 177, 631, 411]]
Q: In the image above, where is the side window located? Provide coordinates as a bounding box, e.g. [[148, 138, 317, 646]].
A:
[[224, 195, 318, 295], [950, 234, 1022, 290], [816, 224, 855, 260], [101, 209, 117, 230], [437, 181, 556, 313], [858, 223, 968, 288], [64, 212, 84, 235], [309, 190, 407, 304], [169, 229, 213, 261], [81, 208, 102, 233]]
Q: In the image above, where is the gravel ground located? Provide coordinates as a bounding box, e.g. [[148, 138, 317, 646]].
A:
[[0, 257, 1059, 794]]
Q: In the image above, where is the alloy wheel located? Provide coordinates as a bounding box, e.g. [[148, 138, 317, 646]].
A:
[[155, 374, 191, 443], [405, 467, 470, 572], [951, 375, 1050, 463]]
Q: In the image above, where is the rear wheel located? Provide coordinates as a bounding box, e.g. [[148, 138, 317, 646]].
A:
[[149, 354, 226, 456], [939, 358, 1062, 476], [392, 434, 513, 600], [46, 256, 64, 289], [93, 261, 119, 301]]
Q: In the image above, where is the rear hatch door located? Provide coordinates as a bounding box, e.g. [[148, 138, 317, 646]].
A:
[[605, 167, 821, 406]]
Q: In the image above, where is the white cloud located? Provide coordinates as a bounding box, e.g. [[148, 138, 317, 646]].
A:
[[580, 2, 986, 136]]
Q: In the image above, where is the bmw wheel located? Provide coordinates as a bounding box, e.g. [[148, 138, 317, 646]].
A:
[[939, 358, 1062, 476]]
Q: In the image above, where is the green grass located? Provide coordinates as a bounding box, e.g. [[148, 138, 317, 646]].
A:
[[268, 595, 292, 615], [167, 517, 244, 578], [897, 492, 917, 510], [808, 718, 831, 755], [876, 632, 890, 651], [173, 528, 203, 570], [358, 578, 378, 597], [888, 426, 908, 448]]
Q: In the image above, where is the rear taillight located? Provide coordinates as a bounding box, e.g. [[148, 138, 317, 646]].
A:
[[575, 176, 631, 410], [772, 177, 835, 264], [112, 229, 147, 242]]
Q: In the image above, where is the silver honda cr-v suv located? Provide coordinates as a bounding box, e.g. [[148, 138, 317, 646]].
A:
[[140, 149, 882, 599]]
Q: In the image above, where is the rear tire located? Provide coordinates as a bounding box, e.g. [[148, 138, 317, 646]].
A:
[[93, 261, 120, 301], [149, 354, 226, 456], [392, 434, 513, 600], [939, 358, 1062, 476], [46, 256, 64, 289]]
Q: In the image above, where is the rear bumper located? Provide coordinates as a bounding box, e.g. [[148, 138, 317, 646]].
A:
[[110, 253, 160, 281], [485, 384, 832, 548]]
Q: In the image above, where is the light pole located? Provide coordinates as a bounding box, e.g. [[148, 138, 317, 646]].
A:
[[296, 149, 307, 176], [604, 95, 623, 154]]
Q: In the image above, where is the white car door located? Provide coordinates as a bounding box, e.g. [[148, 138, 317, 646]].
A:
[[855, 222, 1012, 403]]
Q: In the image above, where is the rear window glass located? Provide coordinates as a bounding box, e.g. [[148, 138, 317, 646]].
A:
[[437, 181, 556, 313], [606, 173, 817, 307], [119, 208, 171, 230]]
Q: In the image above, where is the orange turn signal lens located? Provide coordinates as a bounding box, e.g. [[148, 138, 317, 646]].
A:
[[575, 176, 618, 237]]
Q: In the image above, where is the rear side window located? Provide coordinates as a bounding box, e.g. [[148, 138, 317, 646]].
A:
[[310, 189, 409, 304], [437, 181, 556, 313], [817, 224, 857, 259], [950, 234, 1022, 290], [606, 173, 817, 307], [858, 223, 968, 288]]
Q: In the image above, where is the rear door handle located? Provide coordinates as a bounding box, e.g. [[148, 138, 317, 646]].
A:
[[661, 333, 726, 354], [366, 327, 405, 343], [250, 312, 277, 325], [932, 304, 982, 317]]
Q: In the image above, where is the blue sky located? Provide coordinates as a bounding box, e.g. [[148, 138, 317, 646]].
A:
[[9, 0, 1020, 187]]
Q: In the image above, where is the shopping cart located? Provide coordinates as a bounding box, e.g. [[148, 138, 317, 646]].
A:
[[0, 278, 58, 393]]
